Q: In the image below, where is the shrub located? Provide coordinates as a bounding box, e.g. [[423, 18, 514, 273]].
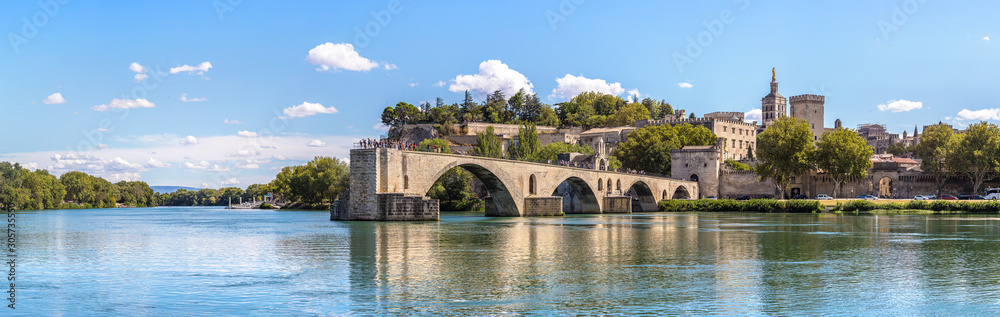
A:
[[656, 199, 821, 213], [840, 200, 876, 212], [259, 203, 274, 209]]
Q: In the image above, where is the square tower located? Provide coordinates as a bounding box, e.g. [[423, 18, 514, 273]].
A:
[[789, 94, 825, 141]]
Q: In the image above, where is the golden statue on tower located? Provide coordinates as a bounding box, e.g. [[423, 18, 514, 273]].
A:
[[772, 67, 776, 82]]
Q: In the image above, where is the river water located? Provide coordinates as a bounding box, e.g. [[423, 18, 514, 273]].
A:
[[9, 207, 1000, 315]]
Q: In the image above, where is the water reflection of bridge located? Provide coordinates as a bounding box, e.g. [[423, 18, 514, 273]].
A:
[[334, 149, 699, 221]]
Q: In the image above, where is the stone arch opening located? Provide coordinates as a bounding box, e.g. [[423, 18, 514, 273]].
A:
[[878, 176, 893, 198], [552, 177, 601, 214], [598, 178, 603, 191], [672, 186, 691, 199], [529, 174, 537, 195], [422, 163, 518, 216], [607, 179, 612, 194], [404, 175, 409, 189], [690, 174, 699, 183], [627, 181, 657, 212], [616, 180, 621, 193], [599, 159, 607, 171], [662, 190, 668, 200]]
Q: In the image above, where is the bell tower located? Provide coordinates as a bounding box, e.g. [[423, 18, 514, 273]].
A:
[[761, 68, 787, 127]]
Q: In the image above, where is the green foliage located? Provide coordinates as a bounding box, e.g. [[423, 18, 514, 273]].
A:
[[946, 122, 1000, 195], [0, 161, 154, 210], [507, 123, 540, 160], [259, 202, 274, 209], [612, 123, 716, 175], [657, 199, 823, 213], [530, 142, 595, 163], [418, 138, 453, 154], [815, 128, 873, 198], [608, 103, 651, 126], [886, 142, 911, 156], [269, 156, 350, 204], [755, 117, 815, 199], [426, 167, 481, 211], [474, 126, 504, 158], [725, 160, 752, 171], [915, 124, 956, 197]]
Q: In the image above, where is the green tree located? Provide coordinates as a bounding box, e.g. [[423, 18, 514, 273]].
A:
[[608, 103, 652, 126], [611, 123, 716, 175], [915, 124, 956, 197], [60, 171, 95, 204], [426, 167, 479, 211], [886, 142, 911, 156], [755, 117, 815, 199], [474, 126, 504, 158], [725, 160, 753, 171], [814, 128, 873, 198], [507, 123, 540, 160], [419, 138, 452, 153], [946, 122, 1000, 195], [536, 106, 560, 127], [530, 143, 595, 163]]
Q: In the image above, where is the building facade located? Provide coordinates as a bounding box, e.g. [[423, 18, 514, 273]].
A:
[[789, 94, 825, 141]]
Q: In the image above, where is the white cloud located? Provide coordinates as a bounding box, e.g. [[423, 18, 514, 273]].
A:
[[373, 123, 390, 131], [97, 143, 109, 150], [282, 102, 338, 118], [48, 154, 145, 182], [206, 165, 230, 172], [224, 119, 243, 124], [146, 158, 170, 168], [677, 82, 694, 89], [877, 100, 923, 112], [97, 128, 110, 132], [956, 108, 1000, 121], [306, 42, 382, 72], [307, 139, 327, 147], [235, 161, 260, 169], [130, 62, 150, 82], [180, 93, 206, 102], [180, 135, 198, 146], [237, 131, 258, 138], [170, 61, 212, 75], [625, 89, 645, 103], [449, 60, 534, 100], [221, 178, 240, 185], [384, 64, 398, 70], [42, 92, 66, 104], [92, 98, 156, 111], [272, 155, 288, 161], [433, 81, 445, 87], [549, 74, 624, 101], [409, 83, 418, 87], [744, 109, 762, 123], [226, 149, 261, 157], [984, 36, 991, 41]]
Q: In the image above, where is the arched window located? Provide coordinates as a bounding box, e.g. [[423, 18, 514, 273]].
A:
[[690, 174, 699, 183], [598, 178, 603, 191], [662, 190, 668, 200], [616, 180, 621, 191], [607, 179, 612, 191], [529, 174, 536, 195]]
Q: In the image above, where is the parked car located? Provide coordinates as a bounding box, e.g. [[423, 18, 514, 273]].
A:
[[816, 194, 834, 200], [913, 195, 929, 200], [705, 196, 718, 200], [924, 194, 937, 200], [735, 195, 751, 201], [857, 195, 879, 200], [940, 195, 958, 200], [958, 194, 974, 200], [973, 195, 987, 200], [792, 194, 809, 200]]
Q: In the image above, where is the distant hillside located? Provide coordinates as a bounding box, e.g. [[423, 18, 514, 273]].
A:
[[151, 186, 201, 194]]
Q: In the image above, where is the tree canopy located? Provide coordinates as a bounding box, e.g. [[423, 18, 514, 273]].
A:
[[814, 127, 873, 198], [754, 117, 815, 199], [915, 123, 956, 197], [611, 123, 717, 175], [945, 122, 1000, 195]]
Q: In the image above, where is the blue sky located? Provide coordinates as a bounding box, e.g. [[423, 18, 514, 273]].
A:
[[0, 1, 997, 187]]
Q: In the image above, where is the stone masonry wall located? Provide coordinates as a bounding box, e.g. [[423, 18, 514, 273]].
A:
[[377, 193, 439, 221], [603, 196, 632, 213], [523, 197, 564, 216]]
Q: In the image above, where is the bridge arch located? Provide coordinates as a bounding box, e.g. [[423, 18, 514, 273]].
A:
[[627, 180, 657, 212], [550, 176, 601, 214], [420, 161, 520, 216], [671, 185, 691, 199]]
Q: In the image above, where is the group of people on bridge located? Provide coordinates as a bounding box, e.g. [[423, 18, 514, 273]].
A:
[[359, 138, 417, 151]]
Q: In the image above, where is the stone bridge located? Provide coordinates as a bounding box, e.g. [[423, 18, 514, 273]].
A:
[[334, 148, 699, 221]]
